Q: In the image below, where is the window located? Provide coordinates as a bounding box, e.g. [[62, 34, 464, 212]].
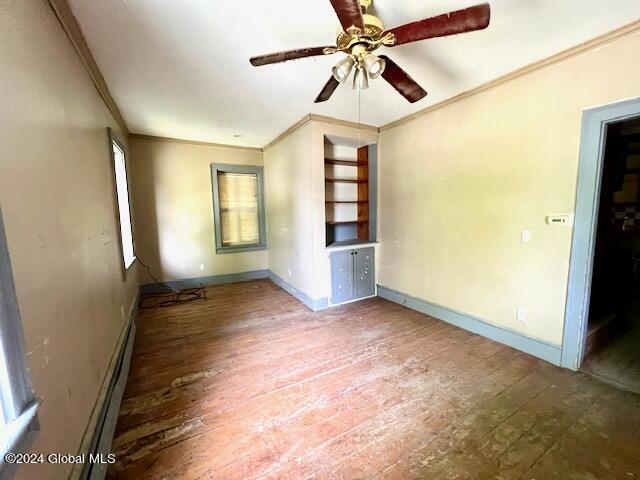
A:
[[0, 206, 38, 459], [211, 164, 266, 253], [109, 129, 136, 270]]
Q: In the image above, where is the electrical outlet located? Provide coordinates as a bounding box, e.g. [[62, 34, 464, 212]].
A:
[[516, 306, 527, 322], [199, 263, 205, 271], [521, 229, 532, 244]]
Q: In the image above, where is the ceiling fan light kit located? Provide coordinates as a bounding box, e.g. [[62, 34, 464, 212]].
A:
[[353, 66, 369, 90], [332, 55, 356, 83], [332, 55, 383, 89], [362, 53, 385, 79], [250, 0, 491, 103]]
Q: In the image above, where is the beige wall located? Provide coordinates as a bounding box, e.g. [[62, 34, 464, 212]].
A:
[[264, 124, 317, 297], [129, 137, 267, 282], [378, 29, 640, 346], [0, 1, 139, 478]]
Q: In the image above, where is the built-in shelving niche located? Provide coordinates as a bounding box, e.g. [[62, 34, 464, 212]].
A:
[[324, 135, 377, 247]]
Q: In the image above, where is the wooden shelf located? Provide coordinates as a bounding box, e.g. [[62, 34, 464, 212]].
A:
[[325, 178, 367, 184], [326, 220, 368, 225], [325, 145, 371, 245], [324, 158, 368, 167], [327, 239, 375, 248]]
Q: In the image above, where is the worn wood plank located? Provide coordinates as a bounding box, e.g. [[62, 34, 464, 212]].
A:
[[107, 279, 640, 479]]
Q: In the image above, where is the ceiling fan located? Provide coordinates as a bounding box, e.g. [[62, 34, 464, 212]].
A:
[[249, 0, 491, 104]]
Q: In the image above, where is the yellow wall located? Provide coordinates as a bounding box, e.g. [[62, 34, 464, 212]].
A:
[[0, 1, 139, 478], [378, 29, 640, 346], [129, 137, 268, 282]]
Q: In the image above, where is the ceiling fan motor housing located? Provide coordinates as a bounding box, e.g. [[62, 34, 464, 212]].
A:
[[336, 13, 386, 52]]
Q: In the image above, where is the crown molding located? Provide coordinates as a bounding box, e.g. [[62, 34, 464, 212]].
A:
[[380, 19, 640, 133], [128, 133, 263, 153], [47, 0, 129, 135], [131, 112, 380, 153], [263, 114, 379, 151], [308, 113, 379, 134], [262, 115, 312, 151]]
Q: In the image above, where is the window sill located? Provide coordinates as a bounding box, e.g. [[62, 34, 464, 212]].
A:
[[1, 400, 40, 460], [215, 244, 267, 255], [124, 255, 137, 270]]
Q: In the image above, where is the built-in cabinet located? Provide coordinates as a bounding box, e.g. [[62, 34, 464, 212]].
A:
[[325, 136, 377, 306], [330, 247, 375, 304]]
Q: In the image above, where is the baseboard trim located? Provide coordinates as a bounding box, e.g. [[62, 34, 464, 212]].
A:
[[377, 285, 562, 366], [268, 272, 330, 312], [140, 270, 270, 294], [73, 292, 138, 480], [140, 269, 330, 312]]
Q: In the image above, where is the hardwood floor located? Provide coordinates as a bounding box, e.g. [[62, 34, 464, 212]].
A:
[[582, 298, 640, 395], [108, 280, 640, 479]]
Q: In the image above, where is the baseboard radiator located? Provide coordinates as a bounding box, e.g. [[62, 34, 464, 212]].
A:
[[78, 319, 136, 480]]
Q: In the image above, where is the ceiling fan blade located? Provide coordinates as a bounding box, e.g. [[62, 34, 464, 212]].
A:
[[250, 47, 333, 66], [386, 3, 490, 46], [329, 0, 364, 31], [314, 76, 341, 103], [379, 56, 427, 103]]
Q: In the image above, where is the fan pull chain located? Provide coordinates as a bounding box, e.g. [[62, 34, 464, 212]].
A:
[[358, 86, 362, 149]]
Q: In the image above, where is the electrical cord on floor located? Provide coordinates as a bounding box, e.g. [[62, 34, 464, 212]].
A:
[[137, 257, 207, 309]]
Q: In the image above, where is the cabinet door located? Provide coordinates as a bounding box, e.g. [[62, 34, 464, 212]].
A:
[[330, 251, 354, 304], [354, 247, 375, 298]]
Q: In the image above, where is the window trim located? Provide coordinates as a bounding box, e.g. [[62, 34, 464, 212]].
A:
[[210, 163, 267, 254], [0, 204, 38, 461], [108, 128, 137, 273]]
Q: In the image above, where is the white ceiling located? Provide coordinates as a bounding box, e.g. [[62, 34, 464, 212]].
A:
[[70, 0, 640, 148]]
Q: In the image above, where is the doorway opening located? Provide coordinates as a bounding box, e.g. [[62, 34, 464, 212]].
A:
[[581, 116, 640, 393]]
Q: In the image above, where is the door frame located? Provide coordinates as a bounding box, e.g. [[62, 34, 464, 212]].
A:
[[561, 97, 640, 369]]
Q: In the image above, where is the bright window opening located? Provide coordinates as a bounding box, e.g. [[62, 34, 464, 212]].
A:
[[111, 136, 136, 269]]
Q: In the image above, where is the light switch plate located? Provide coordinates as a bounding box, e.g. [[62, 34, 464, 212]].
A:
[[521, 229, 532, 243]]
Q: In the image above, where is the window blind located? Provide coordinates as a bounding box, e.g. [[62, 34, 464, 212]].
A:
[[217, 172, 260, 246]]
